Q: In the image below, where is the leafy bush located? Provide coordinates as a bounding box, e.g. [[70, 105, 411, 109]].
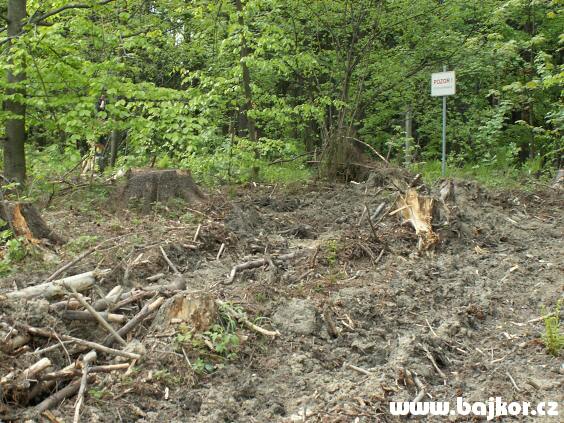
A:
[[0, 225, 27, 276]]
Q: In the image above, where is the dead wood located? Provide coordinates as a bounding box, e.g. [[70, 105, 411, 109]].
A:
[[11, 323, 142, 360], [0, 333, 30, 353], [160, 245, 181, 275], [73, 350, 96, 423], [152, 293, 217, 331], [44, 234, 132, 283], [33, 376, 95, 416], [114, 168, 205, 212], [0, 201, 64, 244], [62, 310, 126, 323], [92, 286, 123, 311], [49, 299, 84, 312], [395, 189, 439, 251], [104, 296, 165, 346], [216, 300, 280, 337], [41, 363, 129, 381], [6, 269, 110, 300], [225, 249, 311, 284], [0, 357, 52, 386], [109, 290, 156, 311], [65, 285, 127, 347]]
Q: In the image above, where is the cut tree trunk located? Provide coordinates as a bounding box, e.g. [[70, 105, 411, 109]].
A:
[[0, 201, 64, 244], [396, 189, 439, 251], [114, 168, 205, 212]]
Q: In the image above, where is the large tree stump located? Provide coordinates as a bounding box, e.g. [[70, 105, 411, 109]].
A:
[[114, 168, 205, 211], [0, 202, 64, 244]]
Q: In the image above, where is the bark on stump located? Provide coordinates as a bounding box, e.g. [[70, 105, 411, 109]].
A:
[[0, 201, 64, 244], [114, 169, 205, 211]]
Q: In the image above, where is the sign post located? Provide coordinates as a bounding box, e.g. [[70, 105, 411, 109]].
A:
[[431, 67, 455, 176]]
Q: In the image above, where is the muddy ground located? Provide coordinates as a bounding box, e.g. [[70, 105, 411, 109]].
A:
[[1, 171, 562, 422]]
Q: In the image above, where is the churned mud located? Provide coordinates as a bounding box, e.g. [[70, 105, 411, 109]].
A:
[[1, 171, 562, 422]]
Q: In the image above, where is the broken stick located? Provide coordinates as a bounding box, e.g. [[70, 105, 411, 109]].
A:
[[225, 249, 311, 284], [73, 350, 96, 423], [92, 285, 123, 311], [104, 296, 165, 346], [1, 357, 52, 385], [160, 246, 180, 275], [62, 310, 126, 323], [216, 300, 280, 337], [65, 284, 127, 347], [13, 323, 141, 360], [41, 363, 129, 381]]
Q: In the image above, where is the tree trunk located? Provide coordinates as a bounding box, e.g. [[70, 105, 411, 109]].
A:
[[405, 105, 413, 165], [4, 0, 27, 184], [0, 201, 64, 244], [109, 130, 123, 167], [233, 0, 257, 144]]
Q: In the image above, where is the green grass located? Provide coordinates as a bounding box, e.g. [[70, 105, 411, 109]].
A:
[[409, 160, 553, 189]]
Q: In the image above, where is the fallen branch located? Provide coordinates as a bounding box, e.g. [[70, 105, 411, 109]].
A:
[[225, 249, 310, 284], [44, 235, 128, 283], [160, 246, 180, 275], [34, 376, 95, 417], [405, 369, 427, 409], [109, 290, 155, 312], [216, 243, 225, 260], [65, 285, 127, 347], [216, 300, 280, 337], [193, 224, 201, 242], [73, 350, 96, 423], [1, 357, 52, 385], [104, 296, 165, 346], [92, 286, 123, 311], [7, 269, 110, 300], [49, 299, 84, 312], [1, 333, 31, 353], [62, 310, 126, 323], [420, 344, 447, 380], [13, 323, 141, 360], [349, 137, 389, 164], [41, 363, 129, 381], [345, 363, 372, 376], [506, 371, 520, 392]]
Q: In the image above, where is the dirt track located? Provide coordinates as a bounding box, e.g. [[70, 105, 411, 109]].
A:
[[1, 175, 562, 422]]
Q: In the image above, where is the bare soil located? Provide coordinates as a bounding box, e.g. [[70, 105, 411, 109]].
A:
[[1, 173, 562, 422]]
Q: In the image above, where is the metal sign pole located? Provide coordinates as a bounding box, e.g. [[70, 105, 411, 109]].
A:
[[441, 65, 447, 177], [442, 94, 447, 177], [431, 67, 455, 177]]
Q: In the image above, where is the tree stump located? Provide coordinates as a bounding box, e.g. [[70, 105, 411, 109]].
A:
[[114, 168, 205, 211], [0, 202, 64, 244], [150, 292, 218, 332], [396, 189, 439, 251]]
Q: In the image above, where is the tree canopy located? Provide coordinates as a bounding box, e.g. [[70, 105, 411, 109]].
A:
[[0, 0, 562, 184]]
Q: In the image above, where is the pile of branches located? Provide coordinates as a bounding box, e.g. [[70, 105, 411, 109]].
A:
[[0, 269, 177, 421], [0, 259, 280, 421]]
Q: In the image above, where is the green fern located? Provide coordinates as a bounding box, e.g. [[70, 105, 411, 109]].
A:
[[542, 299, 563, 356]]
